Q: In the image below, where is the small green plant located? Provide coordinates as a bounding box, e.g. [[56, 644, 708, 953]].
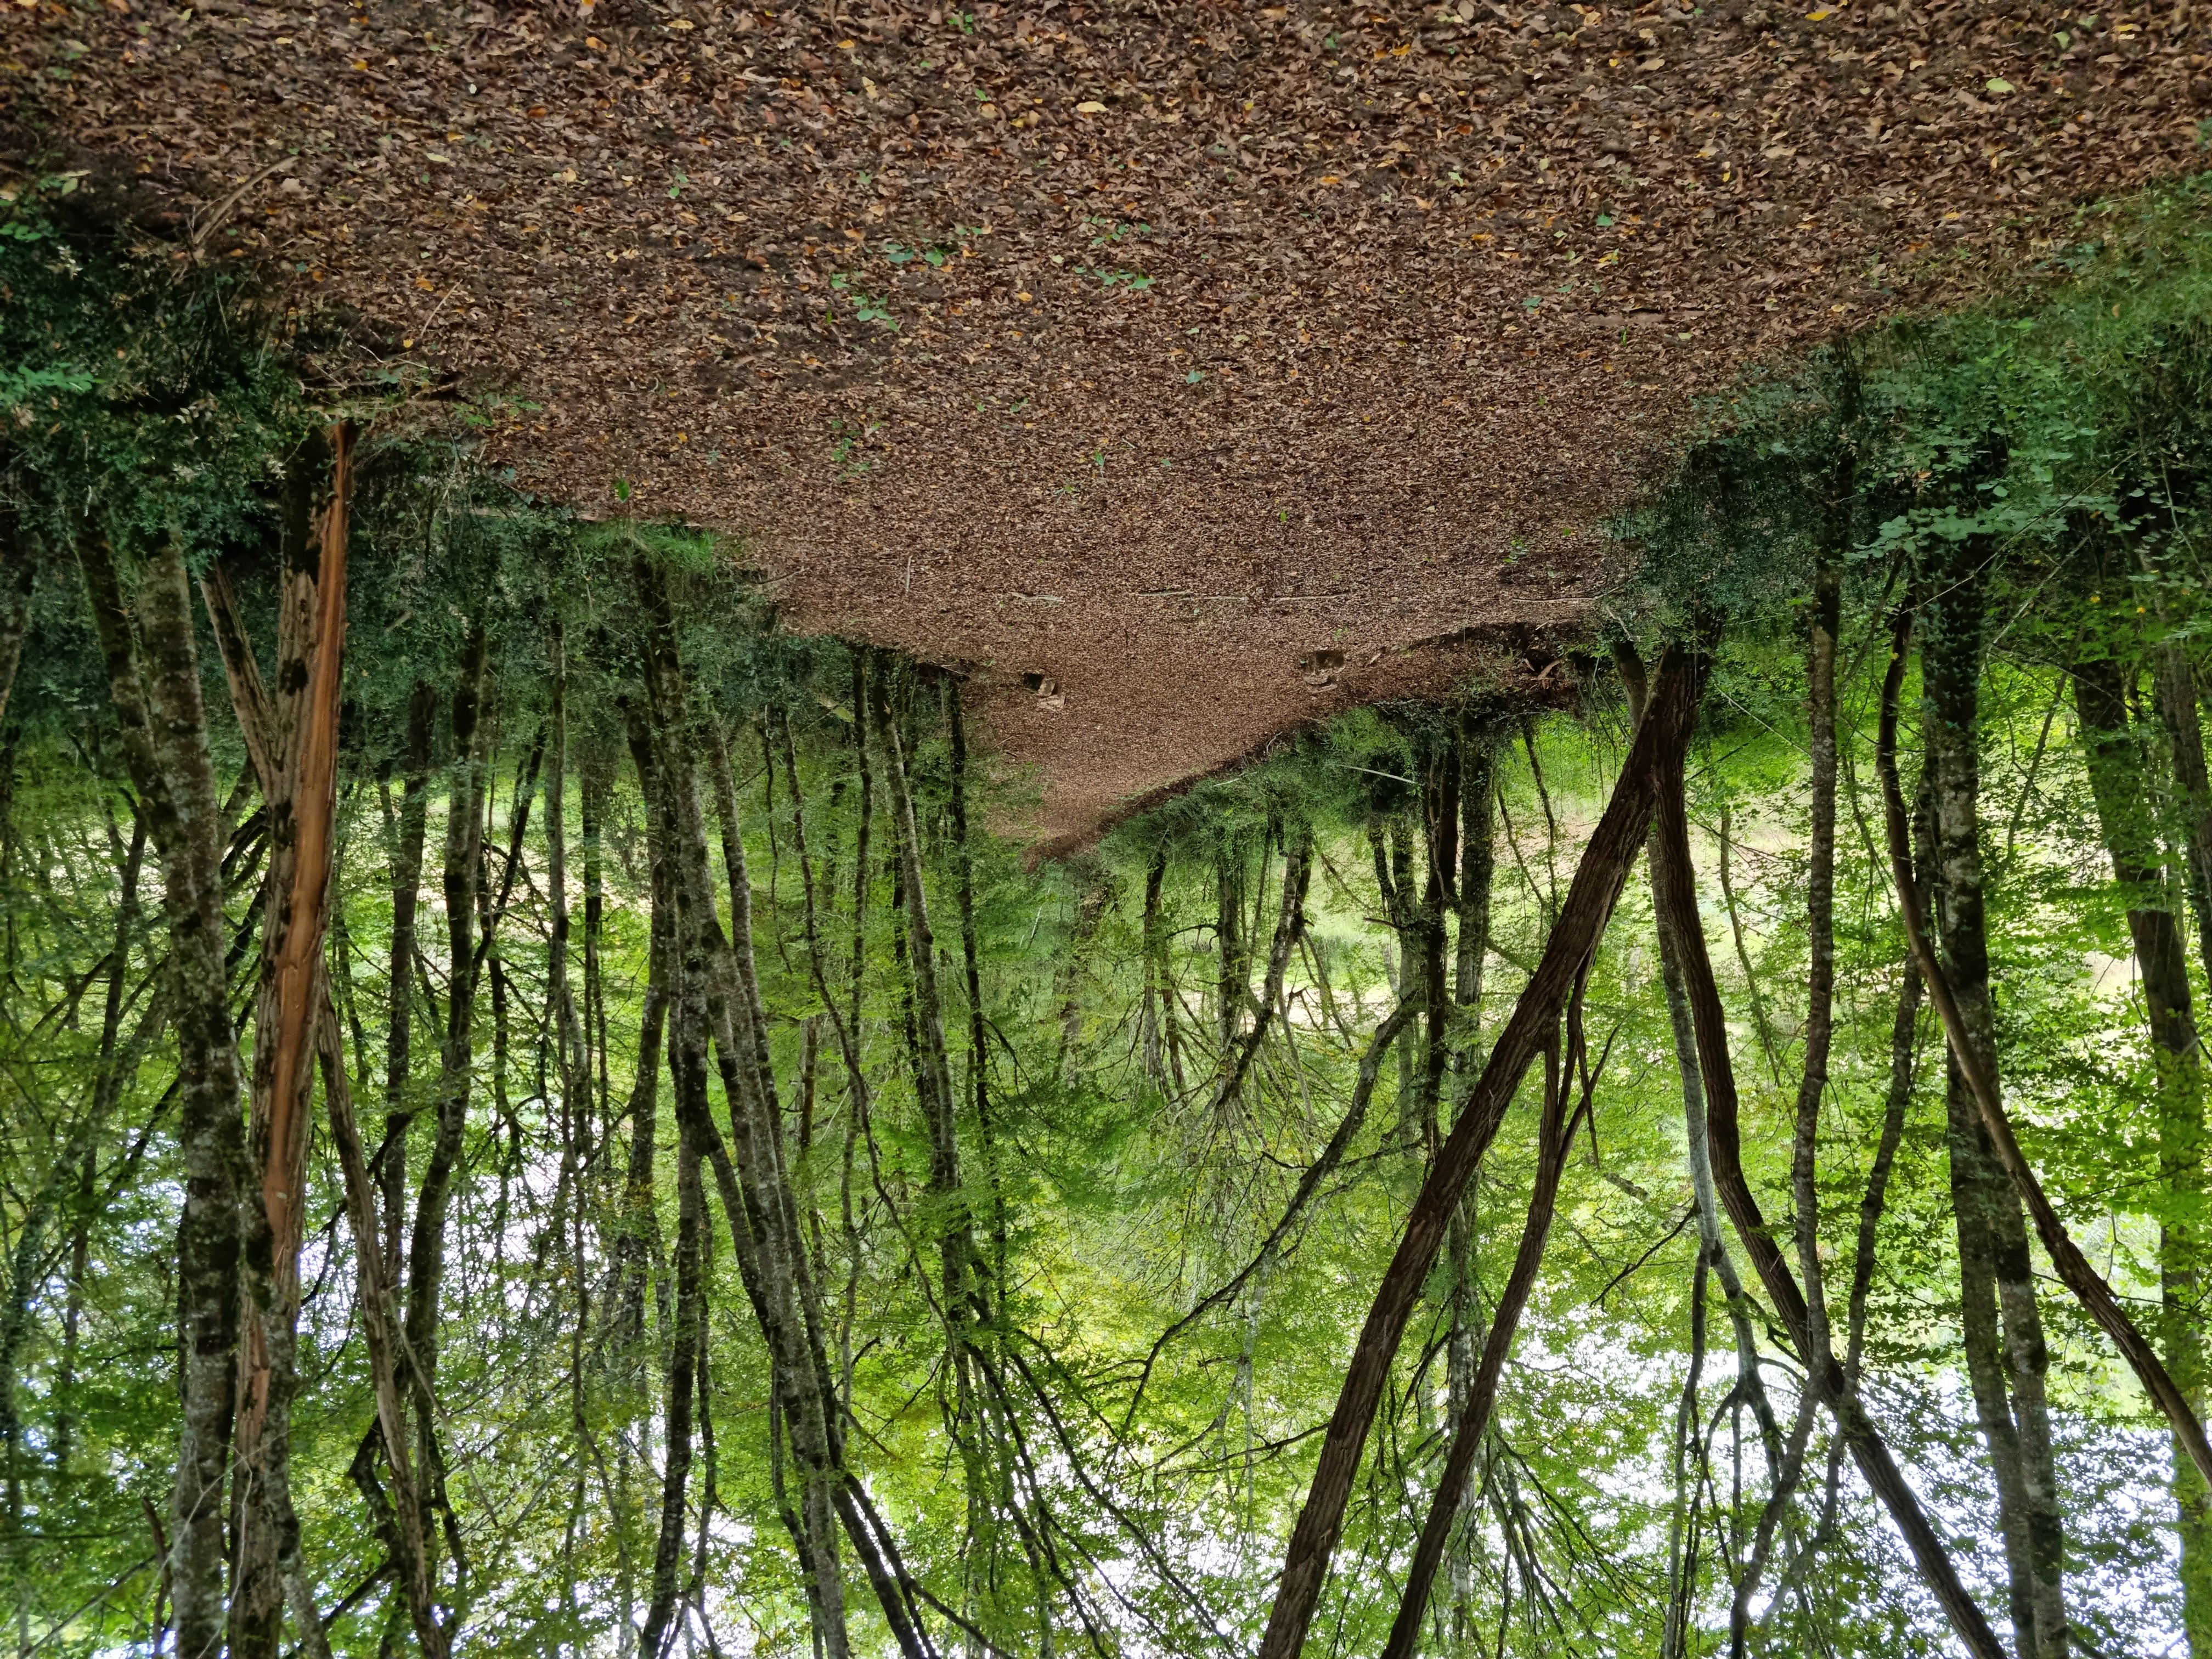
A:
[[828, 273, 898, 328]]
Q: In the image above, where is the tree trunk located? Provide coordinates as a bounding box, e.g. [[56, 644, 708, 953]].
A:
[[634, 561, 933, 1659], [944, 684, 1005, 1297], [78, 533, 249, 1659], [1919, 561, 2064, 1659], [1665, 623, 2007, 1659], [320, 991, 447, 1659], [616, 701, 674, 1354], [1211, 823, 1312, 1120], [870, 675, 975, 1325], [641, 979, 706, 1659], [403, 620, 493, 1596], [1257, 644, 1709, 1659], [1718, 549, 1847, 1658], [2077, 648, 2207, 1652], [0, 511, 34, 727], [2152, 645, 2212, 1652], [1442, 710, 1496, 1635], [1615, 645, 1781, 1476], [381, 681, 437, 1282]]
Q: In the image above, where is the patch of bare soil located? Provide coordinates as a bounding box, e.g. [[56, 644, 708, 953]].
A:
[[3, 0, 2203, 843]]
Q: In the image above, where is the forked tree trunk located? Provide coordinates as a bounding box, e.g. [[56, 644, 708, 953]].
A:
[[205, 426, 353, 1659], [1257, 644, 1709, 1659], [78, 534, 249, 1659], [1614, 645, 1780, 1477]]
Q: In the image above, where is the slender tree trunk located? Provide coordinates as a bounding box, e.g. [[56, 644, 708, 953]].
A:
[[641, 989, 706, 1659], [2077, 649, 2206, 1653], [1141, 847, 1169, 1088], [870, 676, 974, 1326], [1258, 644, 1710, 1659], [546, 622, 586, 1194], [320, 991, 448, 1659], [1443, 712, 1496, 1635], [1414, 744, 1454, 1158], [617, 703, 673, 1353], [1211, 825, 1312, 1120], [1382, 1024, 1572, 1659], [404, 622, 493, 1597], [944, 684, 1004, 1299], [381, 682, 436, 1282], [80, 534, 249, 1659], [1215, 836, 1247, 1062], [582, 746, 612, 1167], [1725, 547, 1843, 1658], [0, 513, 33, 727], [2153, 646, 2212, 1652], [635, 562, 931, 1659]]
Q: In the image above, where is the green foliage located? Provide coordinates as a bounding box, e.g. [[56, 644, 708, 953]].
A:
[[10, 165, 2212, 1659]]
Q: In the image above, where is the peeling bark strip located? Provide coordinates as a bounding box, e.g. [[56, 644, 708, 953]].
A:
[[1256, 643, 1709, 1659], [1877, 611, 2212, 1491], [1651, 641, 2005, 1659], [78, 535, 247, 1659]]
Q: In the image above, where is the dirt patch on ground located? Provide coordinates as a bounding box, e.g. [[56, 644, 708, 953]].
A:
[[4, 0, 2203, 842]]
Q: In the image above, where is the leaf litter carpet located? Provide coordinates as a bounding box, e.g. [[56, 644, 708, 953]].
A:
[[3, 0, 2206, 844]]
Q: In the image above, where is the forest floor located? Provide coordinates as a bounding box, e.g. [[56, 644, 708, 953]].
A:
[[2, 0, 2204, 845]]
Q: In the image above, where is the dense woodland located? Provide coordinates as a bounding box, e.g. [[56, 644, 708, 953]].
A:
[[8, 174, 2212, 1658]]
